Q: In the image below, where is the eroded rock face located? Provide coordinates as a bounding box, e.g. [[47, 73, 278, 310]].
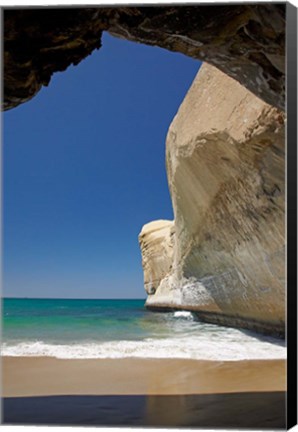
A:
[[140, 63, 285, 337], [4, 5, 285, 110], [139, 220, 175, 296]]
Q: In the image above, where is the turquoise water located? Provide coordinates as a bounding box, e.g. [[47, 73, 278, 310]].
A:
[[2, 298, 286, 360], [3, 298, 151, 343]]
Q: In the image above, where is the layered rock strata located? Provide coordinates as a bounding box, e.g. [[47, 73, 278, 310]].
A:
[[139, 63, 285, 337], [4, 5, 285, 111]]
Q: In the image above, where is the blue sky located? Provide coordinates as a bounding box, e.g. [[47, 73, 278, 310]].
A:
[[3, 32, 201, 299]]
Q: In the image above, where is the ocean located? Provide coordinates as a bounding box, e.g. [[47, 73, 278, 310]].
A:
[[2, 298, 286, 361]]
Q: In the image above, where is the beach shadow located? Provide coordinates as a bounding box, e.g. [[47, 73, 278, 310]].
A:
[[2, 391, 286, 428]]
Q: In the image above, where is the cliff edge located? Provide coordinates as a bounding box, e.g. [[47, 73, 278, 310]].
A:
[[139, 63, 285, 337]]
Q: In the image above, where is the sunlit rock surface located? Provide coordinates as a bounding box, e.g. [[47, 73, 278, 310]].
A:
[[140, 63, 285, 337], [139, 220, 175, 297], [4, 5, 285, 110]]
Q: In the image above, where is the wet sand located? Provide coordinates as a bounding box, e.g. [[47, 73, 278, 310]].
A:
[[2, 357, 286, 428]]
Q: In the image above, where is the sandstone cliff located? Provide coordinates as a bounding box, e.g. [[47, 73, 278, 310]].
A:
[[139, 63, 285, 337], [139, 220, 175, 298]]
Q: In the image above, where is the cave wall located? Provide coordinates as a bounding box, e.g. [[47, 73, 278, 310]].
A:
[[4, 5, 285, 111]]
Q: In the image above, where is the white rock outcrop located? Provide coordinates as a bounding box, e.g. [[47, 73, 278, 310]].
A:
[[139, 220, 175, 296], [139, 63, 285, 336]]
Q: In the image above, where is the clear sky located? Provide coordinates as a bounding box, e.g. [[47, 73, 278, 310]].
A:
[[3, 32, 201, 299]]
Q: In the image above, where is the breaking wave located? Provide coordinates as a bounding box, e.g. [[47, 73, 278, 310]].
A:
[[173, 311, 194, 319], [2, 333, 286, 361]]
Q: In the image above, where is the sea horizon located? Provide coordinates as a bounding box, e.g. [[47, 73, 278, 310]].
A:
[[2, 296, 146, 300]]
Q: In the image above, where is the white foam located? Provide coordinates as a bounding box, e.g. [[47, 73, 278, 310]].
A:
[[173, 311, 193, 319], [2, 332, 286, 361]]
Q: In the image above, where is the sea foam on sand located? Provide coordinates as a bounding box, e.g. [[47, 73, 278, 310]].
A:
[[2, 332, 286, 361]]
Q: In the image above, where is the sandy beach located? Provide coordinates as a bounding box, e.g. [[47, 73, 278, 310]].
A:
[[2, 356, 286, 397], [2, 357, 286, 428]]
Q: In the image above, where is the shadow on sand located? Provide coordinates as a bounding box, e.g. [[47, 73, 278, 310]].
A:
[[2, 391, 286, 428]]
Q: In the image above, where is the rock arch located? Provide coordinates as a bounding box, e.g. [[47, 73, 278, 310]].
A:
[[3, 5, 287, 336], [4, 5, 285, 111]]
